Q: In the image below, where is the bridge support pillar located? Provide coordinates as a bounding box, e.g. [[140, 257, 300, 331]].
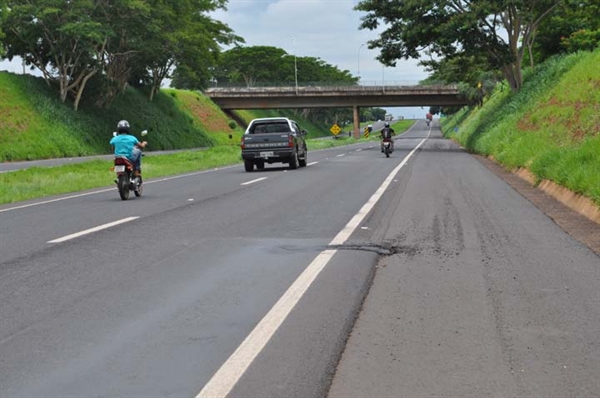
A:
[[353, 105, 360, 140]]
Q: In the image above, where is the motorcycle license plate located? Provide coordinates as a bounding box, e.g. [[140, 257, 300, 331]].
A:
[[384, 142, 390, 146], [114, 165, 126, 172], [260, 151, 274, 158]]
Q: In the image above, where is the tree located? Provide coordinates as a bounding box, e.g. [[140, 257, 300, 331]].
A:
[[90, 0, 155, 108], [355, 0, 561, 91], [532, 0, 600, 64], [168, 12, 242, 92], [420, 53, 503, 106], [213, 46, 291, 87], [1, 0, 241, 109], [2, 0, 109, 110], [143, 0, 242, 97], [0, 0, 7, 57]]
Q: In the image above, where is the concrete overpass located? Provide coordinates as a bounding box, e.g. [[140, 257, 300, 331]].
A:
[[205, 85, 468, 138]]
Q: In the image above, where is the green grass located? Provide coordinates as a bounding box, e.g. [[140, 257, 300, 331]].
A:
[[0, 74, 233, 162], [442, 49, 600, 205], [0, 147, 241, 204], [0, 121, 416, 205]]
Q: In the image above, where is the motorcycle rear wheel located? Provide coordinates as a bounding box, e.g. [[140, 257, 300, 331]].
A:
[[134, 176, 143, 197], [117, 174, 130, 200]]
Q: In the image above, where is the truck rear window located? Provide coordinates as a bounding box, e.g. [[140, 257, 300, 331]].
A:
[[251, 122, 290, 134]]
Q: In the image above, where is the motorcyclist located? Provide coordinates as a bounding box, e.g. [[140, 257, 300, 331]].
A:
[[109, 120, 147, 176], [380, 122, 395, 152]]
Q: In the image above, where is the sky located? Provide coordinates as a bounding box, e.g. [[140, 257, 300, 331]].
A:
[[0, 0, 432, 119]]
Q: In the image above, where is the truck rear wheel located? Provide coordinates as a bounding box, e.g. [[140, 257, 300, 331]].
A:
[[299, 152, 307, 167], [289, 151, 299, 169], [244, 160, 254, 172]]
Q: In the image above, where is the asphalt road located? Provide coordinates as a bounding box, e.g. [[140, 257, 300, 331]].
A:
[[1, 121, 598, 397]]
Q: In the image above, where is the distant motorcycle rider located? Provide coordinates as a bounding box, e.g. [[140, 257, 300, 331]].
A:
[[380, 122, 395, 152], [109, 120, 147, 176]]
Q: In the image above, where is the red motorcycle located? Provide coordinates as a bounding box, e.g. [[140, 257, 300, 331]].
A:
[[112, 130, 147, 200], [113, 156, 142, 200]]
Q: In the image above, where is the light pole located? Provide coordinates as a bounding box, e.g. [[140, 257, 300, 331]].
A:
[[357, 43, 366, 83], [291, 37, 298, 94]]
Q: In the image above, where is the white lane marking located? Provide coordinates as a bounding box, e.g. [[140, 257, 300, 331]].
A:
[[197, 131, 430, 398], [0, 165, 240, 213], [356, 149, 362, 152], [336, 154, 345, 157], [241, 177, 267, 186], [47, 216, 139, 243], [307, 162, 319, 166]]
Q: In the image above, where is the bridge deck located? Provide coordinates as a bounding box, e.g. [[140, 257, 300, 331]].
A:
[[205, 85, 467, 109]]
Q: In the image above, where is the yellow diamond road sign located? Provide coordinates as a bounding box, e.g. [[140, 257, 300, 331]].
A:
[[330, 123, 341, 135]]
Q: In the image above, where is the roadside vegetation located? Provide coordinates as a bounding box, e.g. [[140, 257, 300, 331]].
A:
[[0, 73, 221, 162], [442, 50, 600, 205]]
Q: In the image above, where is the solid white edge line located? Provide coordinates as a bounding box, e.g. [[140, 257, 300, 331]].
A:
[[307, 161, 319, 166], [241, 177, 267, 186], [47, 216, 139, 243], [196, 131, 430, 398]]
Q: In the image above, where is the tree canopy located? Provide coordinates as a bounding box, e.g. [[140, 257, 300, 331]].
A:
[[531, 0, 600, 63], [210, 45, 357, 88], [355, 0, 562, 91], [0, 0, 6, 57], [1, 0, 241, 110]]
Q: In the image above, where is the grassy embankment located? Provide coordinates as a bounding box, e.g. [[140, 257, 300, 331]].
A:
[[0, 72, 412, 204], [442, 49, 600, 205]]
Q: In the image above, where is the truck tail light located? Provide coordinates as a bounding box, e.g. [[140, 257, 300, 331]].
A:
[[288, 135, 294, 147], [240, 137, 245, 149]]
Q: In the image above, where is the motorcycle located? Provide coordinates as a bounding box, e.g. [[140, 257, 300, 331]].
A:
[[112, 130, 147, 200], [382, 138, 393, 158]]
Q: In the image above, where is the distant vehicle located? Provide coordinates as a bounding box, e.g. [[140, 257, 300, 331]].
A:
[[241, 117, 308, 172]]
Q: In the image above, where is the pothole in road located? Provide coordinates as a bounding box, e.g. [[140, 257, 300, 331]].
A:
[[278, 242, 420, 257], [331, 242, 420, 257]]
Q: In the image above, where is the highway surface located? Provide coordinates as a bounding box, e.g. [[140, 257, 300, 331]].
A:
[[1, 121, 598, 397]]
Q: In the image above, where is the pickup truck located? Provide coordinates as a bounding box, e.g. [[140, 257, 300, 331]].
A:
[[240, 117, 308, 172]]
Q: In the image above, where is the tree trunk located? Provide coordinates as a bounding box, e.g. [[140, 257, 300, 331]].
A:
[[73, 70, 97, 111]]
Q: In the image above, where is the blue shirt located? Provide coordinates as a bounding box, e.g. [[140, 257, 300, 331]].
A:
[[110, 134, 139, 158]]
